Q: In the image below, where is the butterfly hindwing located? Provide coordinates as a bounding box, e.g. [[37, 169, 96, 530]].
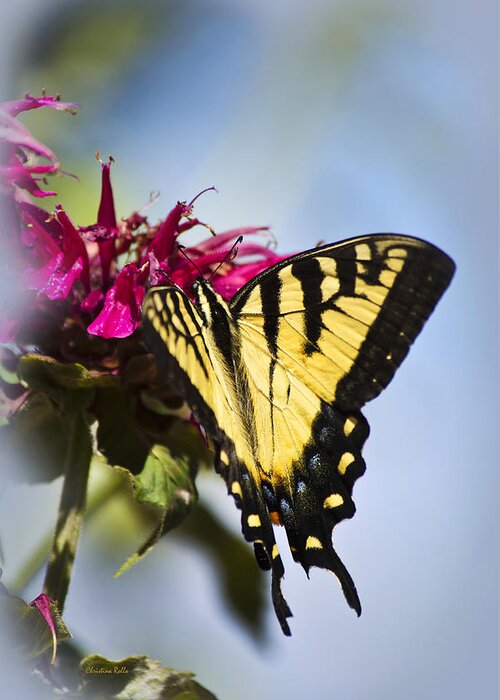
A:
[[142, 233, 455, 634]]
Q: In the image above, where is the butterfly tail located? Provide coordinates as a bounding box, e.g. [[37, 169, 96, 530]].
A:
[[214, 441, 294, 635], [271, 556, 293, 636]]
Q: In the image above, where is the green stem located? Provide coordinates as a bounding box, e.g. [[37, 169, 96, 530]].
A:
[[42, 408, 92, 612], [10, 471, 122, 596]]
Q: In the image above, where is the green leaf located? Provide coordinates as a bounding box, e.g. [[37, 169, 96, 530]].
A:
[[93, 379, 210, 477], [114, 437, 198, 577], [133, 445, 196, 510], [80, 655, 217, 700], [93, 386, 151, 474], [0, 593, 71, 662], [0, 392, 70, 482], [17, 354, 117, 397]]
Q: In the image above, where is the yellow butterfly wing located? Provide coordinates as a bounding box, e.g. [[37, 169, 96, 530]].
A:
[[229, 234, 455, 620], [141, 284, 294, 631]]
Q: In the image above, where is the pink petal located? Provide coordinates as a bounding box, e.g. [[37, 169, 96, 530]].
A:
[[1, 93, 79, 117], [97, 162, 117, 229], [55, 206, 90, 291], [80, 289, 104, 312], [20, 209, 63, 291], [30, 593, 58, 665], [148, 201, 191, 263], [0, 113, 59, 163], [20, 205, 90, 300], [212, 257, 289, 300], [87, 263, 145, 339], [193, 226, 270, 253], [96, 162, 118, 286], [43, 257, 83, 300]]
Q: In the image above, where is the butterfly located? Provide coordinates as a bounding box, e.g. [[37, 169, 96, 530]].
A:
[[141, 233, 455, 635]]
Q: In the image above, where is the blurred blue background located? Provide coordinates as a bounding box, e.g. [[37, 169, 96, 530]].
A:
[[0, 1, 497, 698]]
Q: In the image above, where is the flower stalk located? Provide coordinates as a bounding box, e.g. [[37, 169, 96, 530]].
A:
[[42, 405, 92, 612]]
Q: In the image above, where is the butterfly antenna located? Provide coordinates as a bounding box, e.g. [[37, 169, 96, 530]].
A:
[[177, 244, 204, 278], [155, 269, 176, 286], [208, 235, 243, 281], [188, 186, 218, 208]]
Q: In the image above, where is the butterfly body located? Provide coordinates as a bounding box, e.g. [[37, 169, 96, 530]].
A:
[[142, 234, 455, 635]]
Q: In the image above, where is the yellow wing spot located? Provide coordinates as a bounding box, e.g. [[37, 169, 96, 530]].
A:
[[231, 481, 242, 498], [272, 544, 279, 559], [379, 268, 397, 288], [153, 294, 164, 312], [386, 352, 393, 361], [167, 296, 189, 335], [247, 514, 261, 528], [318, 258, 340, 301], [220, 449, 229, 466], [323, 493, 344, 509], [338, 452, 355, 475], [305, 536, 323, 550], [344, 416, 357, 437], [386, 257, 405, 273], [335, 295, 379, 326], [386, 246, 408, 259], [354, 243, 372, 260], [159, 325, 168, 343]]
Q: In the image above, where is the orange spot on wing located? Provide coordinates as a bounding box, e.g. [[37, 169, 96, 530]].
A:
[[270, 510, 282, 525]]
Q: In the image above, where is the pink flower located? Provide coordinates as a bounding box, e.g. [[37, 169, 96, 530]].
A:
[[87, 263, 146, 338], [1, 93, 291, 351], [0, 93, 78, 197], [19, 202, 90, 300]]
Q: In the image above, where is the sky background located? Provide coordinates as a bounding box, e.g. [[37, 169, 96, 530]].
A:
[[0, 1, 498, 699]]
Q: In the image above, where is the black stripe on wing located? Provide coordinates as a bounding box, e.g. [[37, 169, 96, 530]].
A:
[[290, 256, 324, 355], [232, 234, 455, 412], [141, 286, 219, 438], [260, 270, 282, 426]]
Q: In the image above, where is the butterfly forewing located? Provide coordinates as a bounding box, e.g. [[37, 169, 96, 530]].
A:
[[232, 235, 455, 411]]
